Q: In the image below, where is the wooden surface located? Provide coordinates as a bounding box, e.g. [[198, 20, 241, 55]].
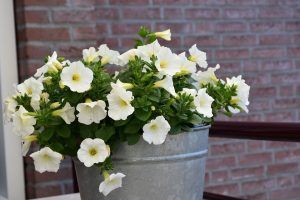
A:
[[210, 121, 300, 142]]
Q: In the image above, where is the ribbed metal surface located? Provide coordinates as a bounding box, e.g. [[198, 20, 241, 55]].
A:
[[74, 126, 210, 200]]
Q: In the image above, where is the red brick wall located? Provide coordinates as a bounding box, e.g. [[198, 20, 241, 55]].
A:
[[15, 0, 300, 199]]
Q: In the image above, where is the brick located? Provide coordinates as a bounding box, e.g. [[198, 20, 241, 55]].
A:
[[184, 36, 220, 47], [250, 22, 284, 32], [25, 28, 70, 41], [216, 22, 247, 32], [279, 85, 295, 96], [272, 73, 300, 84], [248, 100, 270, 111], [112, 23, 149, 34], [210, 170, 229, 183], [273, 99, 299, 109], [267, 163, 298, 175], [205, 183, 239, 195], [72, 0, 97, 6], [155, 23, 193, 34], [163, 8, 184, 19], [35, 185, 63, 198], [231, 166, 264, 180], [270, 187, 300, 200], [195, 22, 215, 33], [241, 179, 276, 193], [259, 35, 291, 45], [250, 87, 276, 98], [110, 0, 149, 4], [223, 35, 256, 46], [238, 152, 272, 166], [286, 21, 300, 31], [252, 48, 285, 58], [206, 156, 236, 170], [243, 193, 267, 200], [265, 111, 297, 122], [24, 10, 49, 23], [185, 8, 220, 19], [153, 0, 187, 4], [277, 176, 294, 187], [210, 142, 245, 155], [192, 0, 226, 5], [274, 149, 300, 162], [260, 60, 292, 71], [215, 49, 249, 59], [288, 47, 300, 57], [223, 8, 256, 19], [97, 8, 120, 20], [19, 44, 52, 59], [122, 8, 160, 19], [52, 10, 96, 23], [73, 26, 97, 40], [259, 7, 293, 18], [247, 141, 264, 152], [23, 0, 67, 6]]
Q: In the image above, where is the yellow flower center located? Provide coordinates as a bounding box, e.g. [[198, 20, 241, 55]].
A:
[[72, 73, 81, 82], [230, 97, 239, 104], [27, 88, 33, 95], [199, 99, 206, 107], [160, 61, 168, 69], [119, 99, 128, 107], [43, 154, 51, 161], [89, 148, 97, 156], [150, 124, 158, 131]]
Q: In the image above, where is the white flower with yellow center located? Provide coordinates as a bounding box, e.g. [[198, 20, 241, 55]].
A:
[[76, 100, 107, 125], [177, 52, 197, 74], [77, 138, 110, 167], [142, 116, 171, 145], [22, 134, 37, 156], [188, 44, 208, 69], [82, 47, 100, 63], [17, 77, 44, 98], [98, 44, 120, 65], [99, 172, 126, 196], [155, 47, 181, 76], [30, 147, 63, 173], [192, 64, 220, 87], [4, 96, 18, 120], [137, 40, 161, 62], [154, 29, 171, 41], [118, 49, 146, 66], [226, 75, 250, 113], [107, 82, 134, 120], [194, 88, 214, 118], [34, 51, 62, 77], [12, 106, 36, 136], [60, 61, 93, 93], [52, 102, 75, 124], [154, 75, 177, 97]]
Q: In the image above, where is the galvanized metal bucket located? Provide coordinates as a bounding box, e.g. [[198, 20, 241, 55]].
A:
[[74, 125, 209, 200]]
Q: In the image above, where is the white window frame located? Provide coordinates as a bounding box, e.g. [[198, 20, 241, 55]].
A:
[[0, 0, 25, 200]]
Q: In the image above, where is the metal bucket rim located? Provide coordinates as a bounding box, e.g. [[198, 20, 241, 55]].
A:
[[192, 124, 211, 131]]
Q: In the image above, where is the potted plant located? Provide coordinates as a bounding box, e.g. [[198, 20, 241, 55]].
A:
[[4, 27, 250, 200]]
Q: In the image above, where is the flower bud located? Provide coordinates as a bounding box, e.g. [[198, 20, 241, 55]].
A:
[[154, 29, 171, 41]]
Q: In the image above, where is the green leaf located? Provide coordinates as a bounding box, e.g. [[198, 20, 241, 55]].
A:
[[41, 128, 55, 141], [190, 114, 203, 125], [135, 109, 151, 121], [114, 118, 130, 127], [95, 126, 115, 142], [79, 125, 93, 139], [124, 118, 142, 134], [127, 134, 140, 145], [50, 143, 64, 152], [57, 126, 71, 138]]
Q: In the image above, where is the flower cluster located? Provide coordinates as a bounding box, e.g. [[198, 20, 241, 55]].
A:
[[4, 27, 250, 196]]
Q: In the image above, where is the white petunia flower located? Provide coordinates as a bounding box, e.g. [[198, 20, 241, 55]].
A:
[[180, 88, 197, 97], [76, 100, 107, 125], [142, 116, 171, 145], [22, 135, 37, 156], [52, 102, 75, 124], [118, 49, 146, 66], [194, 88, 214, 118], [30, 147, 63, 173], [12, 106, 36, 136], [137, 40, 161, 62], [188, 44, 208, 69], [60, 61, 93, 93], [98, 44, 120, 65], [177, 52, 197, 74], [17, 77, 44, 98], [107, 82, 134, 120], [4, 96, 18, 120], [192, 64, 220, 87], [226, 75, 250, 113], [155, 47, 181, 76], [34, 51, 62, 77], [99, 172, 126, 196], [83, 47, 100, 63], [154, 29, 171, 41], [77, 138, 110, 167], [115, 79, 134, 90], [154, 75, 177, 97]]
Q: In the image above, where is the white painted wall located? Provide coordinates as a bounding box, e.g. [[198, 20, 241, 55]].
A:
[[0, 0, 26, 200]]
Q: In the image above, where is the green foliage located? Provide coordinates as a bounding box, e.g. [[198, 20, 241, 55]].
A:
[[134, 26, 157, 47]]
